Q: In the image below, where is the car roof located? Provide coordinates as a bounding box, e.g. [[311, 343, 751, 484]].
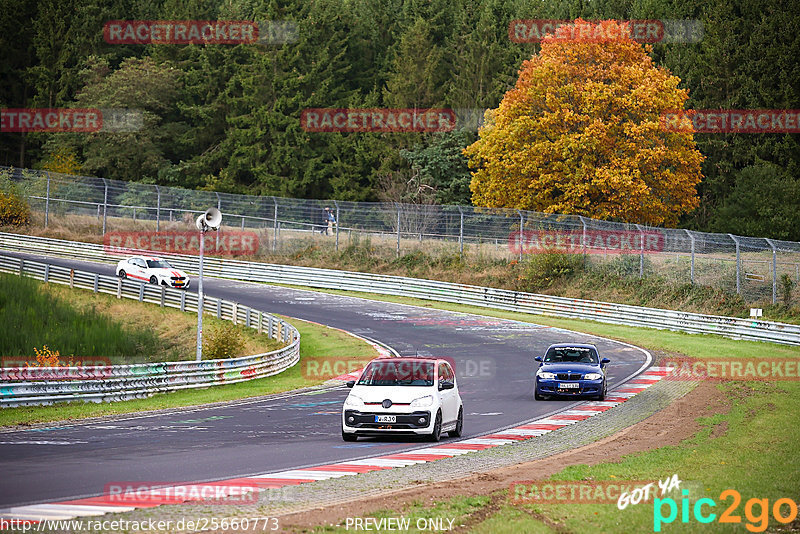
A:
[[372, 357, 451, 366]]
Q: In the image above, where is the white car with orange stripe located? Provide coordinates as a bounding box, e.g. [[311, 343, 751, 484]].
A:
[[116, 256, 190, 289]]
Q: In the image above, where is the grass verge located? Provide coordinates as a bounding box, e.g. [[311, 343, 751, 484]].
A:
[[0, 297, 379, 428], [0, 272, 284, 364]]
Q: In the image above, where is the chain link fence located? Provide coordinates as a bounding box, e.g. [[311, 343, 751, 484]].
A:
[[3, 166, 800, 305]]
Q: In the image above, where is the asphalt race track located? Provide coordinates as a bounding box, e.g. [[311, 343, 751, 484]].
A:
[[0, 252, 650, 508]]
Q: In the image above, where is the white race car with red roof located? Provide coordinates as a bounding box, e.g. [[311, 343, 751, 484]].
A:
[[115, 256, 190, 289]]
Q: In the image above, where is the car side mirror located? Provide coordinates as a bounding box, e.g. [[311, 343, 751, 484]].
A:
[[346, 380, 355, 388], [439, 381, 454, 390], [601, 358, 610, 365], [534, 356, 542, 362]]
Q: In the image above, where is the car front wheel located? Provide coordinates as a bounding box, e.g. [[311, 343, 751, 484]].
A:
[[428, 411, 442, 442], [534, 386, 545, 401], [118, 270, 127, 279], [596, 382, 606, 401], [448, 407, 463, 438], [149, 276, 158, 284]]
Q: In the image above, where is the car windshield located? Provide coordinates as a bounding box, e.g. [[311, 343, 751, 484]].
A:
[[146, 259, 172, 269], [356, 360, 434, 386], [543, 347, 599, 364]]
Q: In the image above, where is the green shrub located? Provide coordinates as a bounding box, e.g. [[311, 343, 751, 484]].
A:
[[203, 322, 245, 360], [780, 273, 795, 307], [0, 174, 30, 226], [520, 252, 585, 290]]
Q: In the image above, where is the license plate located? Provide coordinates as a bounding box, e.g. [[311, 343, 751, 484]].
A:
[[559, 383, 579, 389], [375, 415, 396, 423]]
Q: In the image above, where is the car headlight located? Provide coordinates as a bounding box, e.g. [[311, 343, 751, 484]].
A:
[[344, 394, 364, 407], [584, 373, 602, 380], [537, 370, 557, 379], [410, 395, 433, 408]]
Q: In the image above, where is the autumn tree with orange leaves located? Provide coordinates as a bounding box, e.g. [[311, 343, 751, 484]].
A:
[[465, 20, 703, 226]]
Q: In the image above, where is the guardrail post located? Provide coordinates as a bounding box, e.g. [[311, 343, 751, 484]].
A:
[[101, 178, 108, 236], [138, 284, 144, 302], [44, 264, 49, 282], [635, 224, 644, 278], [69, 268, 74, 288], [517, 210, 524, 263], [766, 238, 777, 304], [396, 203, 401, 258], [232, 302, 238, 324], [216, 299, 221, 318], [160, 286, 165, 307], [269, 316, 274, 338], [246, 308, 251, 328], [258, 311, 263, 334], [44, 172, 51, 228], [729, 234, 741, 294], [333, 200, 340, 252], [180, 290, 186, 311], [457, 206, 464, 257], [19, 260, 25, 276], [117, 278, 122, 298], [93, 273, 99, 293], [155, 185, 161, 231], [685, 229, 695, 285]]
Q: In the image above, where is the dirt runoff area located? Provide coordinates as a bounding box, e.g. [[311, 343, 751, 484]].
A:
[[279, 381, 728, 532]]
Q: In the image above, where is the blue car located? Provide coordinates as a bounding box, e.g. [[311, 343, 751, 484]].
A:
[[533, 343, 610, 401]]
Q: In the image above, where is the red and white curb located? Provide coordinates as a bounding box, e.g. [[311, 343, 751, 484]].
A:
[[0, 367, 670, 523]]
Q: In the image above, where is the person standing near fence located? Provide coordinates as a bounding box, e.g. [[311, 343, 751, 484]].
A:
[[323, 206, 336, 235]]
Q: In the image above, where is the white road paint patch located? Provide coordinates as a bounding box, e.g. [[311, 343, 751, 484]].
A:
[[0, 440, 88, 445]]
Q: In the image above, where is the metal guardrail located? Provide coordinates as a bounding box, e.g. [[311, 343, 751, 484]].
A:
[[0, 254, 300, 408], [2, 232, 800, 346]]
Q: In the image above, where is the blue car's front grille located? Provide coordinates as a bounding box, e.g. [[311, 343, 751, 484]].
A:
[[557, 373, 582, 380]]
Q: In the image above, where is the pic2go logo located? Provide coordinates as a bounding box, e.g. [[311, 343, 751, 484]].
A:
[[654, 489, 798, 532]]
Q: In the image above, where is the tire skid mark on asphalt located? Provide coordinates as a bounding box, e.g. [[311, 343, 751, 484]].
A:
[[0, 367, 670, 523]]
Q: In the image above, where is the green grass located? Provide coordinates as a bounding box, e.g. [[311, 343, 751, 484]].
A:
[[266, 283, 800, 534], [0, 307, 379, 428], [0, 273, 283, 364], [0, 272, 163, 361]]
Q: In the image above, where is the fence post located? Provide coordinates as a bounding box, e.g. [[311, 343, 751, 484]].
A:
[[69, 268, 74, 288], [396, 203, 401, 258], [215, 192, 221, 252], [272, 198, 278, 252], [101, 178, 108, 236], [117, 278, 122, 298], [766, 238, 777, 304], [457, 206, 464, 257], [579, 216, 588, 262], [333, 200, 340, 252], [517, 210, 524, 263], [44, 172, 51, 228], [155, 185, 161, 231], [93, 273, 98, 293], [44, 264, 49, 282], [729, 234, 741, 294], [685, 229, 695, 285], [635, 224, 644, 278]]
